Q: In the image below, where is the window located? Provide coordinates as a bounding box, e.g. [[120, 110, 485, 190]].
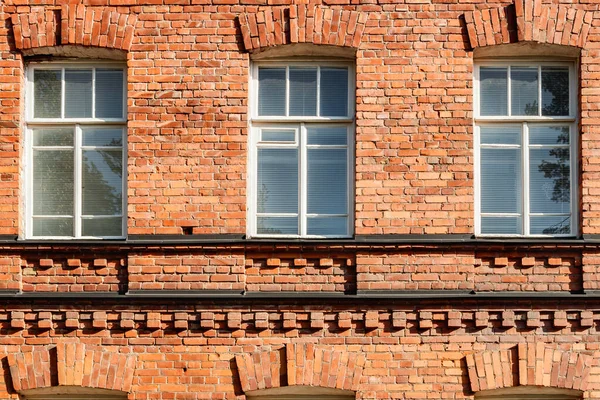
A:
[[25, 63, 126, 239], [249, 61, 354, 238], [474, 61, 577, 236]]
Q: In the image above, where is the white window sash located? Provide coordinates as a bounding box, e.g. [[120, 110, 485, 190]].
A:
[[474, 60, 577, 237], [25, 62, 127, 240]]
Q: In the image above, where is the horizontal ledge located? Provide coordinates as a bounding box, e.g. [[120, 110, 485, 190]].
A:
[[0, 290, 593, 302], [1, 234, 599, 247]]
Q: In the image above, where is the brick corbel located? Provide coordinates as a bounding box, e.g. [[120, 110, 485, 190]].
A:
[[463, 0, 592, 49], [238, 5, 368, 52], [235, 343, 365, 393], [7, 343, 136, 393], [11, 5, 136, 51], [465, 343, 591, 393]]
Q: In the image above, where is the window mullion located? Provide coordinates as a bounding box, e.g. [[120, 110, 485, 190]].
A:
[[300, 123, 307, 237], [316, 66, 321, 117], [538, 65, 542, 116], [522, 122, 530, 236], [507, 66, 512, 117], [92, 67, 96, 119], [285, 67, 290, 117], [74, 124, 83, 238], [61, 68, 65, 119]]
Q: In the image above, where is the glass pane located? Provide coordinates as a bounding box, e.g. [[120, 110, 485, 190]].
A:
[[480, 125, 521, 145], [307, 126, 348, 145], [529, 125, 569, 146], [307, 217, 347, 236], [82, 150, 123, 215], [96, 69, 124, 119], [34, 70, 61, 118], [479, 67, 507, 116], [320, 67, 348, 117], [511, 67, 538, 116], [530, 148, 570, 214], [257, 148, 298, 213], [481, 148, 521, 214], [257, 216, 298, 235], [261, 129, 295, 142], [308, 149, 347, 214], [32, 128, 73, 147], [289, 67, 317, 116], [65, 69, 93, 118], [33, 150, 73, 215], [83, 128, 123, 147], [542, 67, 569, 116], [481, 216, 521, 235], [33, 217, 73, 236], [530, 215, 571, 235], [258, 68, 286, 116], [82, 217, 123, 237]]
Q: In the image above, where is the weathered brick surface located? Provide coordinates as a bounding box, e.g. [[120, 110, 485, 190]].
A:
[[474, 252, 582, 292], [357, 250, 474, 291], [2, 0, 600, 398], [0, 303, 598, 399], [128, 250, 245, 291], [21, 254, 126, 293], [246, 255, 355, 293]]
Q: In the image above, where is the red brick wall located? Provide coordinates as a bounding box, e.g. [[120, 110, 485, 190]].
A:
[[0, 0, 599, 399]]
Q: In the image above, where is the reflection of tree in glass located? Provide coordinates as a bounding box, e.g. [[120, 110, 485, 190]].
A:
[[538, 129, 570, 234], [34, 71, 61, 118], [82, 149, 122, 216], [257, 183, 281, 234], [542, 69, 569, 116]]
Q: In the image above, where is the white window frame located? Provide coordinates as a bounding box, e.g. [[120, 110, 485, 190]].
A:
[[248, 60, 355, 239], [474, 59, 578, 237], [24, 61, 127, 240]]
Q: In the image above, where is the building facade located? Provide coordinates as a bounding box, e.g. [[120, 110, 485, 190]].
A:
[[0, 0, 599, 398]]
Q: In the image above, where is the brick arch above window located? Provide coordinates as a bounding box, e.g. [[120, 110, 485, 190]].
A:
[[463, 0, 593, 49], [465, 343, 592, 393], [7, 343, 137, 393], [11, 5, 137, 52], [235, 343, 366, 393], [238, 6, 368, 53]]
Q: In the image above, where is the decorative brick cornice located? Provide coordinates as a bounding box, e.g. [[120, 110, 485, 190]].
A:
[[235, 343, 365, 393], [3, 308, 600, 333], [463, 0, 592, 49], [11, 5, 136, 51], [238, 5, 368, 52], [465, 343, 592, 393], [7, 343, 136, 392]]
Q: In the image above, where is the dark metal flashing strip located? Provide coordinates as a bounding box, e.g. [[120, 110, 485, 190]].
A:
[[0, 290, 594, 303], [0, 234, 597, 248], [126, 290, 244, 297]]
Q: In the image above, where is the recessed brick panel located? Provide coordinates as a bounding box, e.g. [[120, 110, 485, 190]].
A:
[[128, 251, 245, 291], [21, 254, 126, 293]]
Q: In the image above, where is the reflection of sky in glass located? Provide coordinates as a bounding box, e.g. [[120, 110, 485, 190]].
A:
[[481, 148, 521, 214], [289, 68, 317, 116], [480, 67, 507, 116], [307, 217, 347, 236], [481, 216, 521, 235], [257, 149, 298, 214], [82, 150, 122, 215], [511, 67, 538, 116], [308, 149, 347, 214]]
